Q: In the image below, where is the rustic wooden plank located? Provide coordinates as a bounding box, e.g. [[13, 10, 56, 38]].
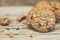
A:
[[0, 6, 60, 40]]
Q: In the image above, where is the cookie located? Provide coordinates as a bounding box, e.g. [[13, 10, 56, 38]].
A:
[[27, 1, 56, 33]]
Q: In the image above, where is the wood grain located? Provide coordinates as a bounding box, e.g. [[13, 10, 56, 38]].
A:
[[0, 6, 60, 40]]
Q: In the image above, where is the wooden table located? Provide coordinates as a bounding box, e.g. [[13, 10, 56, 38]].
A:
[[0, 6, 60, 40]]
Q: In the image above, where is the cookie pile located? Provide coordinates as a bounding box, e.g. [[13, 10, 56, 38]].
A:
[[27, 1, 60, 33]]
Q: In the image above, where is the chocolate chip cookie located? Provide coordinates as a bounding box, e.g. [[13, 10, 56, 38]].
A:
[[27, 1, 56, 33]]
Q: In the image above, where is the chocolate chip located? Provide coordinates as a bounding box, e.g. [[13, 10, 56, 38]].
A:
[[46, 28, 51, 32], [38, 23, 41, 27], [21, 16, 26, 20], [30, 16, 33, 19], [54, 7, 58, 10], [28, 24, 32, 27], [46, 22, 48, 26]]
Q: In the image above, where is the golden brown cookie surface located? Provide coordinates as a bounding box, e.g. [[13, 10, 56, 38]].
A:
[[27, 1, 56, 33], [50, 1, 60, 19], [35, 1, 54, 10]]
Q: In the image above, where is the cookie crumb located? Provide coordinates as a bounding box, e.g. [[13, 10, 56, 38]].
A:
[[0, 18, 10, 26], [0, 30, 4, 32], [17, 15, 26, 22], [30, 35, 33, 38], [16, 28, 20, 30]]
